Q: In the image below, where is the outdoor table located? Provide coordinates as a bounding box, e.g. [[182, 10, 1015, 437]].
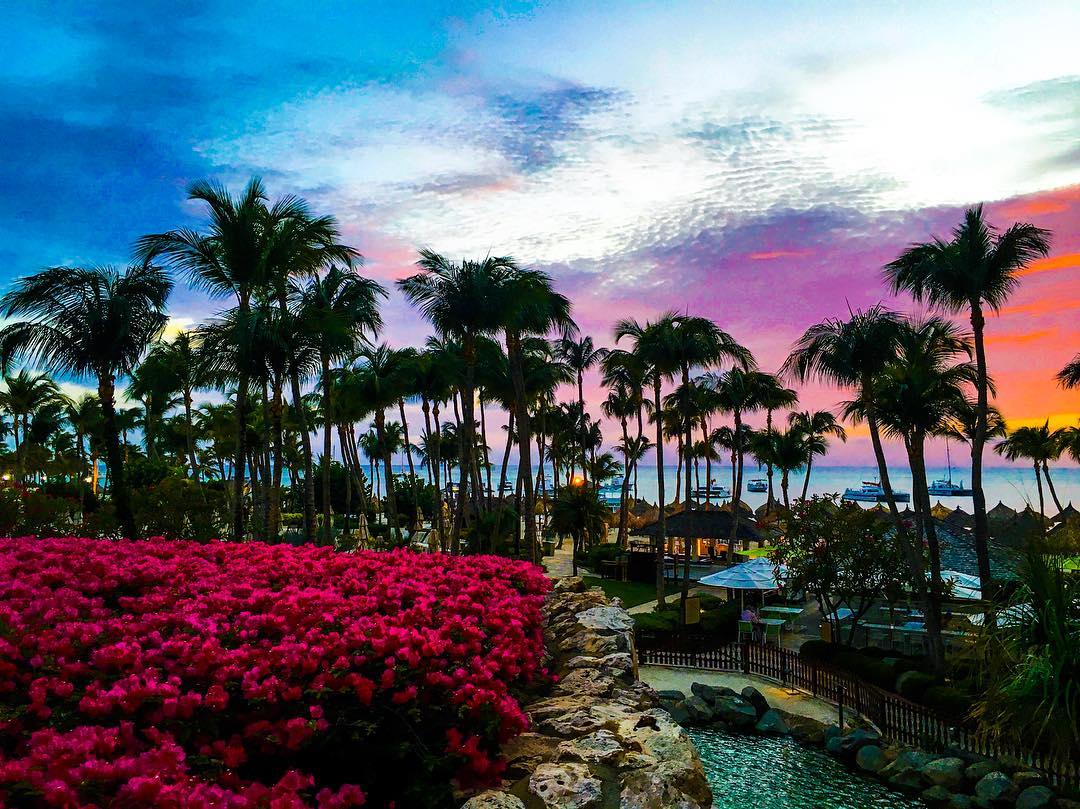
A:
[[761, 606, 803, 616], [738, 617, 785, 644]]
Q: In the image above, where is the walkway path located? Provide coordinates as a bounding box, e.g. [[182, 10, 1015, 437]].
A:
[[638, 664, 840, 726], [542, 543, 576, 579]]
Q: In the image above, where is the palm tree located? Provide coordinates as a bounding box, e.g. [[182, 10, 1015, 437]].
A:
[[884, 206, 1051, 598], [0, 370, 61, 481], [549, 480, 609, 576], [602, 381, 638, 546], [0, 264, 171, 539], [995, 422, 1064, 520], [755, 374, 799, 510], [764, 427, 808, 511], [870, 316, 976, 675], [788, 410, 847, 500], [145, 332, 206, 477], [399, 251, 513, 550], [784, 305, 905, 518], [296, 266, 385, 543], [616, 314, 679, 607], [556, 334, 607, 482]]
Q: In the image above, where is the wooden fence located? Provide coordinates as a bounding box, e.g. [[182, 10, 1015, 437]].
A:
[[638, 638, 1078, 789]]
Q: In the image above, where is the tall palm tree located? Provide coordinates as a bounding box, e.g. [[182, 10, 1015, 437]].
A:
[[0, 264, 171, 539], [755, 374, 799, 510], [884, 206, 1051, 598], [296, 266, 385, 544], [784, 305, 905, 518], [144, 332, 206, 477], [870, 316, 976, 675], [556, 334, 607, 482], [995, 422, 1064, 520], [788, 410, 847, 500], [616, 314, 679, 607], [0, 370, 61, 481], [399, 251, 512, 550], [762, 426, 807, 511], [602, 381, 638, 546]]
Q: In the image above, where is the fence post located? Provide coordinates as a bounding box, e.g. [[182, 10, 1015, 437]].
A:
[[741, 640, 750, 674], [838, 684, 845, 730]]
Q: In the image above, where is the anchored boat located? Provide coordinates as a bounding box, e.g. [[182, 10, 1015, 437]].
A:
[[842, 480, 910, 503]]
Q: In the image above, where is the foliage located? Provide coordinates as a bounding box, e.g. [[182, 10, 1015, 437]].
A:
[[130, 477, 230, 542], [0, 538, 549, 808], [772, 495, 912, 645], [124, 455, 183, 488]]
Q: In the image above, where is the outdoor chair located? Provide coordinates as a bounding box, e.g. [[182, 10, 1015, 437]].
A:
[[763, 621, 781, 646]]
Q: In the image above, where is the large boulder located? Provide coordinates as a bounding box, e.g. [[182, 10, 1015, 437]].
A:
[[576, 606, 635, 634], [832, 728, 881, 756], [681, 695, 714, 724], [690, 682, 721, 705], [755, 709, 789, 735], [619, 761, 711, 809], [555, 668, 618, 698], [1016, 786, 1054, 809], [923, 757, 967, 791], [888, 767, 926, 793], [713, 696, 758, 729], [922, 785, 954, 806], [974, 772, 1019, 806], [966, 760, 999, 784], [656, 690, 687, 703], [556, 729, 624, 765], [947, 796, 974, 809], [461, 791, 526, 809], [502, 732, 561, 778], [554, 576, 586, 593], [740, 686, 770, 718], [529, 762, 603, 808], [1012, 772, 1046, 791], [855, 745, 887, 774]]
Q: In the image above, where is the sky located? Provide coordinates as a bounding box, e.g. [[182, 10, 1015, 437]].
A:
[[2, 1, 1079, 466]]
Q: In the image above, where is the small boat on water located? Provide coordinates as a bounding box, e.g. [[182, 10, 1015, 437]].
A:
[[842, 481, 910, 503], [928, 439, 972, 496], [691, 483, 731, 500], [747, 478, 767, 493]]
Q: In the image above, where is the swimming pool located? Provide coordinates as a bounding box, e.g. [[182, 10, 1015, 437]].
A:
[[690, 726, 924, 808]]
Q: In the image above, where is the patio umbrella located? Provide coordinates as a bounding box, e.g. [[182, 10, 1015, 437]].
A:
[[941, 570, 981, 600], [699, 557, 788, 609]]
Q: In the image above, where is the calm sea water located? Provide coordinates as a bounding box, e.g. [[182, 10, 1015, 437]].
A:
[[382, 460, 1080, 513]]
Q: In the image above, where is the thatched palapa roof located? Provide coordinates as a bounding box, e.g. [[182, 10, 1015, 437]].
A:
[[633, 509, 763, 543]]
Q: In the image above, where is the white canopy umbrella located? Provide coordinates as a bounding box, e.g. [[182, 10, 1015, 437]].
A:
[[941, 570, 982, 600], [699, 557, 788, 609], [968, 604, 1034, 628]]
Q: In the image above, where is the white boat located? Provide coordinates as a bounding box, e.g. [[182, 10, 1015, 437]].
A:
[[691, 483, 731, 500], [928, 440, 972, 496], [747, 478, 767, 493], [842, 481, 910, 503]]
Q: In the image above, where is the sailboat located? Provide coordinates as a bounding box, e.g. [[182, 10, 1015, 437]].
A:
[[928, 438, 973, 497]]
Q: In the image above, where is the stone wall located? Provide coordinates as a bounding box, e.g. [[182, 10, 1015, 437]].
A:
[[461, 577, 712, 809]]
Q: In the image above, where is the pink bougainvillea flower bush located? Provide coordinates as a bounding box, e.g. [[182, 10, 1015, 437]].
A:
[[0, 538, 549, 808]]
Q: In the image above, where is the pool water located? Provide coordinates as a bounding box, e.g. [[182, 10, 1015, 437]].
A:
[[690, 726, 924, 809]]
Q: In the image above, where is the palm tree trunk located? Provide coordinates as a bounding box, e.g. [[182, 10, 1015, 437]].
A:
[[375, 408, 399, 542], [727, 410, 745, 562], [781, 468, 790, 511], [98, 375, 137, 540], [398, 397, 420, 529], [653, 379, 666, 608], [910, 436, 945, 675], [1034, 462, 1045, 521], [681, 365, 694, 616], [968, 301, 994, 599], [320, 356, 334, 545], [479, 395, 493, 508], [765, 408, 775, 515], [617, 417, 631, 547], [288, 373, 317, 545], [801, 455, 813, 502], [431, 400, 446, 551], [498, 410, 514, 500], [578, 373, 588, 483], [862, 384, 900, 520], [231, 291, 252, 543], [184, 388, 198, 479], [1041, 461, 1062, 514], [268, 378, 284, 540]]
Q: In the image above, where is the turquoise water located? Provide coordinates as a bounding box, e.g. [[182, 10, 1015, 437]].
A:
[[689, 726, 924, 809]]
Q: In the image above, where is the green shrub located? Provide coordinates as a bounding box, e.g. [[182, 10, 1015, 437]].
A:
[[921, 685, 972, 719], [581, 542, 623, 572], [634, 608, 680, 634], [834, 652, 896, 690], [798, 640, 845, 663], [896, 670, 937, 701], [699, 602, 740, 641]]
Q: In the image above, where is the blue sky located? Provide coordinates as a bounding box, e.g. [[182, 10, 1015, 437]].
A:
[[3, 1, 1080, 462]]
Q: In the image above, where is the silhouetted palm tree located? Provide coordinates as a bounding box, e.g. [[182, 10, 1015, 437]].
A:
[[0, 264, 171, 538], [788, 410, 846, 500], [995, 421, 1065, 519], [885, 206, 1051, 597]]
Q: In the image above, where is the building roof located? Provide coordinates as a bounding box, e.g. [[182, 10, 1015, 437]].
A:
[[943, 506, 974, 530], [1052, 503, 1079, 523], [633, 509, 763, 542], [935, 519, 1020, 582], [987, 501, 1018, 522]]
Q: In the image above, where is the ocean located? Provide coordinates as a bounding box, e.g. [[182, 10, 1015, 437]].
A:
[[378, 461, 1080, 513]]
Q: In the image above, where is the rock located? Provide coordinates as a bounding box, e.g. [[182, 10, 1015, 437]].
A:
[[681, 696, 714, 724], [529, 762, 603, 808], [557, 729, 624, 765], [923, 785, 954, 806], [665, 704, 690, 725], [1015, 786, 1054, 809], [555, 668, 617, 698], [461, 790, 526, 809], [690, 682, 721, 704], [888, 767, 926, 792], [502, 733, 561, 778], [948, 794, 974, 809], [598, 652, 634, 673], [855, 745, 887, 773], [713, 696, 758, 729], [825, 735, 844, 755], [894, 749, 937, 771], [1056, 799, 1080, 809], [740, 686, 770, 718], [576, 606, 635, 634], [619, 761, 711, 809], [923, 757, 967, 791], [974, 772, 1018, 806], [539, 709, 606, 738], [755, 709, 789, 735], [554, 576, 587, 593], [997, 754, 1026, 774], [823, 724, 842, 743], [656, 690, 687, 703], [1012, 772, 1045, 791], [966, 760, 999, 784], [566, 655, 602, 669], [834, 728, 881, 755]]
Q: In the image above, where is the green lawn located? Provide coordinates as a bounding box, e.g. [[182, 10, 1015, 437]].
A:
[[1065, 557, 1080, 571], [582, 576, 657, 607], [743, 546, 777, 559]]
